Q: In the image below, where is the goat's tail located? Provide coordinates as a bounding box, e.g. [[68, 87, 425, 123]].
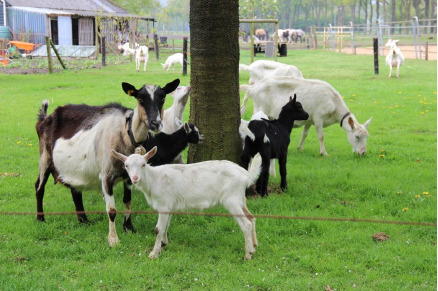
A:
[[239, 84, 252, 116], [247, 153, 262, 187], [37, 99, 49, 122], [239, 64, 249, 71], [239, 121, 256, 142]]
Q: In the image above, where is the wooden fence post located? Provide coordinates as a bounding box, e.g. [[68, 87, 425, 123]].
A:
[[45, 36, 53, 74], [49, 39, 67, 69], [101, 36, 106, 67], [154, 34, 159, 60], [373, 37, 379, 75], [183, 37, 188, 76]]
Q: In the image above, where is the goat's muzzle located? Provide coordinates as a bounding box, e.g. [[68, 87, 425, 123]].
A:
[[149, 120, 162, 133]]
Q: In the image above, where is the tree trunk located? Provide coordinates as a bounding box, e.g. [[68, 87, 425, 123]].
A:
[[424, 0, 430, 33], [391, 0, 396, 34], [188, 0, 241, 163]]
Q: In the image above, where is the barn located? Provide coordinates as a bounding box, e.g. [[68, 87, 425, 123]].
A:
[[0, 0, 155, 47]]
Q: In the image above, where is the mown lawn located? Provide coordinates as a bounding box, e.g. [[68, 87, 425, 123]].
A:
[[0, 49, 436, 290]]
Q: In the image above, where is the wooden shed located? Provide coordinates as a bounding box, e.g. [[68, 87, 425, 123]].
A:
[[1, 0, 155, 46]]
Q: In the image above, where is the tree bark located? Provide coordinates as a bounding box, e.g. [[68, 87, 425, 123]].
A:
[[188, 0, 241, 163]]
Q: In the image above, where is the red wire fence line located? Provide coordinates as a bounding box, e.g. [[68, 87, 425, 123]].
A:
[[1, 210, 436, 227]]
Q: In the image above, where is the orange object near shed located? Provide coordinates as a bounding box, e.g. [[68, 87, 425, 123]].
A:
[[9, 41, 39, 53]]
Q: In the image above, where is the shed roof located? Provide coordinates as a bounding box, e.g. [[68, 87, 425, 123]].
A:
[[5, 0, 155, 20]]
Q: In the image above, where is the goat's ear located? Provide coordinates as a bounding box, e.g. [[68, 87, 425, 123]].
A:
[[364, 117, 372, 128], [184, 123, 191, 133], [291, 94, 297, 104], [162, 79, 180, 95], [348, 117, 355, 130], [144, 146, 157, 160], [122, 82, 138, 97], [175, 118, 183, 128], [112, 149, 127, 162]]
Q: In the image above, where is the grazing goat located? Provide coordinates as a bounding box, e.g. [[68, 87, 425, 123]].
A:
[[112, 147, 262, 260], [239, 60, 303, 85], [241, 95, 309, 197], [240, 76, 372, 156], [142, 120, 204, 166], [385, 39, 405, 78], [162, 53, 183, 71], [35, 79, 180, 247]]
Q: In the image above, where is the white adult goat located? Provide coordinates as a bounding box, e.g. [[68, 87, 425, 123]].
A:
[[112, 147, 261, 260], [240, 76, 372, 156], [385, 39, 405, 78], [162, 53, 183, 71], [239, 60, 303, 85]]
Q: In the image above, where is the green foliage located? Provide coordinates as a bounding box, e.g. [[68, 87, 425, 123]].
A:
[[0, 50, 436, 290]]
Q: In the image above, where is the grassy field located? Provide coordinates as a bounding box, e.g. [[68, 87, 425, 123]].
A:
[[0, 49, 436, 290]]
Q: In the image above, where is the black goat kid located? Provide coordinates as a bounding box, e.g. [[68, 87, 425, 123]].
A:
[[240, 95, 309, 197], [142, 120, 204, 166]]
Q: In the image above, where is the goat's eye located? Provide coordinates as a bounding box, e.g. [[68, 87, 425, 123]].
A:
[[355, 135, 360, 139], [142, 164, 146, 168], [125, 165, 128, 169]]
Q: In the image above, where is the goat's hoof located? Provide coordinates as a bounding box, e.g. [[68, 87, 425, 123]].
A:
[[36, 215, 45, 222], [123, 219, 136, 233], [108, 235, 119, 247], [244, 253, 252, 260], [148, 251, 160, 259], [77, 215, 89, 223]]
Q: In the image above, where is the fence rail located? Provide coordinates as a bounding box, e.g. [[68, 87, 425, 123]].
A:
[[311, 17, 437, 60]]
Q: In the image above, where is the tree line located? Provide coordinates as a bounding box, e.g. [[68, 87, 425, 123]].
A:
[[112, 0, 436, 32]]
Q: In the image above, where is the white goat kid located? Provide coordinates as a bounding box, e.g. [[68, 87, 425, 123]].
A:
[[162, 53, 183, 71], [112, 147, 261, 260], [385, 39, 405, 78], [240, 76, 372, 156]]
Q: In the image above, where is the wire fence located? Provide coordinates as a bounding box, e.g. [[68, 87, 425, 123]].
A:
[[310, 17, 437, 60], [1, 210, 436, 227]]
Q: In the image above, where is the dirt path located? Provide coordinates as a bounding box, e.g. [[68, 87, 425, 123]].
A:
[[340, 44, 437, 61]]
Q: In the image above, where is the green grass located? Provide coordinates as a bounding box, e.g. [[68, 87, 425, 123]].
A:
[[0, 49, 436, 290]]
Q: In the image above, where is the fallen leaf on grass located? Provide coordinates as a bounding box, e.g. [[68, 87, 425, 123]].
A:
[[372, 232, 390, 242], [325, 285, 334, 291], [0, 172, 21, 177]]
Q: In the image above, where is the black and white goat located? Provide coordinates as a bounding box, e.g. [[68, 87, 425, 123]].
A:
[[141, 119, 204, 166], [112, 147, 261, 260], [240, 95, 309, 197], [35, 79, 180, 247]]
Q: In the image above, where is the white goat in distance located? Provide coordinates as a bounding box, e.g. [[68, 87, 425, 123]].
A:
[[385, 39, 405, 78], [118, 42, 149, 72]]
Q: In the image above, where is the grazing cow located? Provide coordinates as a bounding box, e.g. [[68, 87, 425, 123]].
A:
[[255, 28, 267, 41], [35, 79, 180, 246]]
